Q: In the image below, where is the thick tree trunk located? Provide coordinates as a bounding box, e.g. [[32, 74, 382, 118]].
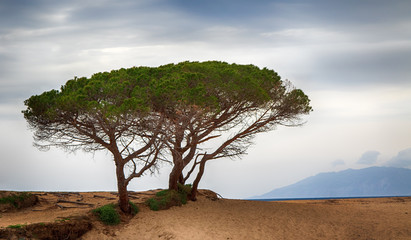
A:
[[169, 160, 183, 190], [169, 148, 186, 190], [116, 163, 130, 214], [190, 159, 207, 201]]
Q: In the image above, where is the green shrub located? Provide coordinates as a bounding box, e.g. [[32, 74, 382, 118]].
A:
[[178, 183, 192, 195], [146, 198, 160, 211], [178, 183, 192, 204], [146, 185, 192, 211], [155, 190, 169, 197], [92, 204, 120, 225], [0, 192, 33, 208], [129, 201, 139, 215]]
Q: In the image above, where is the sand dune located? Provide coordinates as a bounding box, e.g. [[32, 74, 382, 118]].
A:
[[1, 190, 410, 239]]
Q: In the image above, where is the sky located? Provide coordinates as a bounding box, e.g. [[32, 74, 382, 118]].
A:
[[1, 0, 410, 199]]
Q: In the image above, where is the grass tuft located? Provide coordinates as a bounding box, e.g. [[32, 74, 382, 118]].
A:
[[7, 224, 26, 229], [146, 184, 192, 211], [92, 204, 120, 225], [129, 201, 139, 215], [155, 190, 169, 197], [93, 201, 138, 225]]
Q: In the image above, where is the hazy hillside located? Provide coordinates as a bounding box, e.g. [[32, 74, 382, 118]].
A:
[[252, 167, 411, 199]]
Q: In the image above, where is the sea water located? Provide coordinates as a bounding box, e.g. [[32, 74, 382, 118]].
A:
[[245, 195, 411, 201]]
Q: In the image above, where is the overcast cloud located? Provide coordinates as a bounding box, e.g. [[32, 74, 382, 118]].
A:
[[1, 0, 411, 198]]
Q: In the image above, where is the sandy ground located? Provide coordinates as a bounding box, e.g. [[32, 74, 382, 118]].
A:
[[1, 191, 411, 240]]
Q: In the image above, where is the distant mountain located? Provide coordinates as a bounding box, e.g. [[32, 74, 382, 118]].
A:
[[252, 167, 411, 199]]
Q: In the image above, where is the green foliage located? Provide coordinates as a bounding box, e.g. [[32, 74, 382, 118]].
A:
[[178, 183, 192, 204], [7, 224, 26, 229], [23, 68, 153, 126], [0, 192, 33, 209], [23, 61, 310, 128], [147, 184, 192, 211], [155, 190, 169, 197], [178, 183, 192, 195], [92, 202, 137, 225], [92, 204, 120, 225], [129, 201, 139, 215], [146, 198, 161, 211], [147, 61, 285, 113]]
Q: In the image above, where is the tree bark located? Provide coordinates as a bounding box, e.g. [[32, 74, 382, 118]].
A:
[[178, 174, 185, 185], [190, 158, 207, 201], [115, 162, 130, 214], [169, 160, 183, 190]]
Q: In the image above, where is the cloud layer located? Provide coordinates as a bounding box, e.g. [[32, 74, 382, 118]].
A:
[[1, 0, 411, 103], [1, 0, 411, 198]]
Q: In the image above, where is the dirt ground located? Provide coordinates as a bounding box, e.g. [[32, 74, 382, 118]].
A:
[[1, 190, 410, 240]]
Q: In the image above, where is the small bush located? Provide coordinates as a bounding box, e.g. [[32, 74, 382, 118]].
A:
[[178, 183, 192, 195], [178, 183, 192, 204], [146, 198, 160, 211], [92, 204, 120, 225], [147, 184, 192, 211]]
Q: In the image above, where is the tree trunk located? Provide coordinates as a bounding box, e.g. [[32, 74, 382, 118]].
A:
[[190, 159, 207, 201], [169, 161, 183, 190], [178, 174, 185, 185], [116, 163, 130, 214], [169, 150, 185, 190]]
